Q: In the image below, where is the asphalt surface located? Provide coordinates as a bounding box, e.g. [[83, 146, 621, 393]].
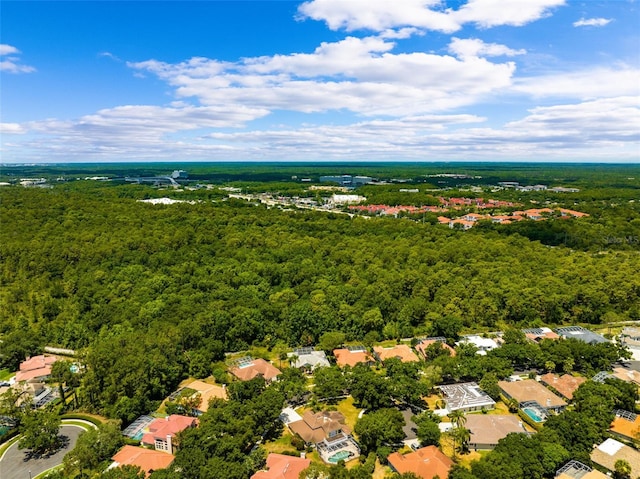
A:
[[0, 425, 83, 479]]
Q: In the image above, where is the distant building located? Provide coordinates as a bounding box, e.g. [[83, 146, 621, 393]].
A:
[[171, 170, 188, 179], [329, 194, 366, 205], [555, 326, 608, 344], [438, 382, 495, 413]]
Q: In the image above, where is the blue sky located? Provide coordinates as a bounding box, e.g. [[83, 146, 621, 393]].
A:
[[1, 0, 639, 163]]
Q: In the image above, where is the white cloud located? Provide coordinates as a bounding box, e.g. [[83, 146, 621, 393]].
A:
[[297, 0, 565, 32], [130, 33, 517, 117], [573, 17, 612, 27], [0, 44, 36, 73], [449, 38, 526, 59], [0, 44, 20, 56], [513, 66, 640, 99], [0, 123, 26, 134]]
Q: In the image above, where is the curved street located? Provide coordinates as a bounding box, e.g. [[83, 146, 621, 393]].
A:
[[0, 425, 84, 479]]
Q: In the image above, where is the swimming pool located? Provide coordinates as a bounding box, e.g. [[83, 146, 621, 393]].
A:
[[328, 451, 352, 463], [523, 407, 544, 423]]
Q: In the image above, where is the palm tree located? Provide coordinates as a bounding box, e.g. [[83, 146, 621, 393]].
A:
[[449, 409, 466, 429], [452, 427, 471, 454]]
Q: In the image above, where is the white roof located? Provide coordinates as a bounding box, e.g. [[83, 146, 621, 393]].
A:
[[280, 407, 303, 425], [597, 438, 625, 456]]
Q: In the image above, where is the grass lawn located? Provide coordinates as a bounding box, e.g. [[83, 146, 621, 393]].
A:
[[0, 369, 14, 381], [262, 429, 299, 455], [334, 397, 362, 431]]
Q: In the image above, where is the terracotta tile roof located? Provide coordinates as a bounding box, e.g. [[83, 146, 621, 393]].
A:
[[373, 345, 419, 363], [230, 358, 281, 382], [539, 374, 586, 400], [183, 380, 227, 412], [16, 355, 59, 382], [498, 379, 567, 409], [288, 410, 349, 444], [333, 348, 373, 368], [415, 340, 456, 359], [251, 453, 311, 479], [611, 367, 640, 385], [387, 445, 453, 479], [141, 415, 197, 446], [610, 412, 640, 442], [111, 445, 174, 477]]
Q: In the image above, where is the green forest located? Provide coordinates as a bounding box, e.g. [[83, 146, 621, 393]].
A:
[[1, 163, 639, 478]]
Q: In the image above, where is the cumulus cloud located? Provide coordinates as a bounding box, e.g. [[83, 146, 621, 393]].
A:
[[297, 0, 565, 32], [0, 44, 36, 73], [573, 17, 612, 27], [129, 33, 517, 117], [0, 123, 26, 134], [513, 66, 640, 99], [448, 38, 526, 59]]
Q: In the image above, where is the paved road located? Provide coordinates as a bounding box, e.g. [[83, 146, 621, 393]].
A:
[[0, 425, 83, 479]]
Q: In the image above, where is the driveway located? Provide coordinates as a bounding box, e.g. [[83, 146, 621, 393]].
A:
[[0, 425, 83, 479]]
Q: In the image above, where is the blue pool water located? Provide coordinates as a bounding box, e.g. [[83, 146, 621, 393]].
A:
[[523, 407, 544, 422], [328, 451, 352, 463]]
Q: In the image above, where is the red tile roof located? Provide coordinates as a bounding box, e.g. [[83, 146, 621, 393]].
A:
[[16, 355, 59, 382], [141, 415, 197, 446], [251, 453, 311, 479], [415, 340, 456, 359], [333, 348, 374, 368], [230, 358, 281, 382], [373, 345, 419, 363], [111, 445, 174, 477], [387, 446, 453, 479]]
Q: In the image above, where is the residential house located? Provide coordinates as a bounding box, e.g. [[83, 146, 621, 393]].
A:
[[110, 445, 174, 477], [251, 453, 310, 479], [539, 374, 586, 401], [288, 410, 360, 464], [456, 335, 500, 355], [556, 460, 608, 479], [141, 415, 197, 454], [498, 379, 567, 414], [610, 410, 640, 444], [555, 326, 608, 345], [611, 367, 640, 386], [438, 382, 495, 413], [15, 355, 59, 383], [288, 348, 330, 372], [522, 327, 560, 343], [387, 445, 453, 479], [333, 346, 374, 368], [229, 357, 281, 383], [415, 338, 455, 360], [181, 380, 227, 414], [591, 438, 640, 479], [466, 415, 528, 450], [373, 345, 419, 363]]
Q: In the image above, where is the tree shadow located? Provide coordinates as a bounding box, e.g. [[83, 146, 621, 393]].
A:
[[22, 434, 69, 462]]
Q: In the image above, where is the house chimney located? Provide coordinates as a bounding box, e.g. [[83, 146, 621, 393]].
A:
[[546, 398, 551, 407], [166, 434, 173, 455]]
